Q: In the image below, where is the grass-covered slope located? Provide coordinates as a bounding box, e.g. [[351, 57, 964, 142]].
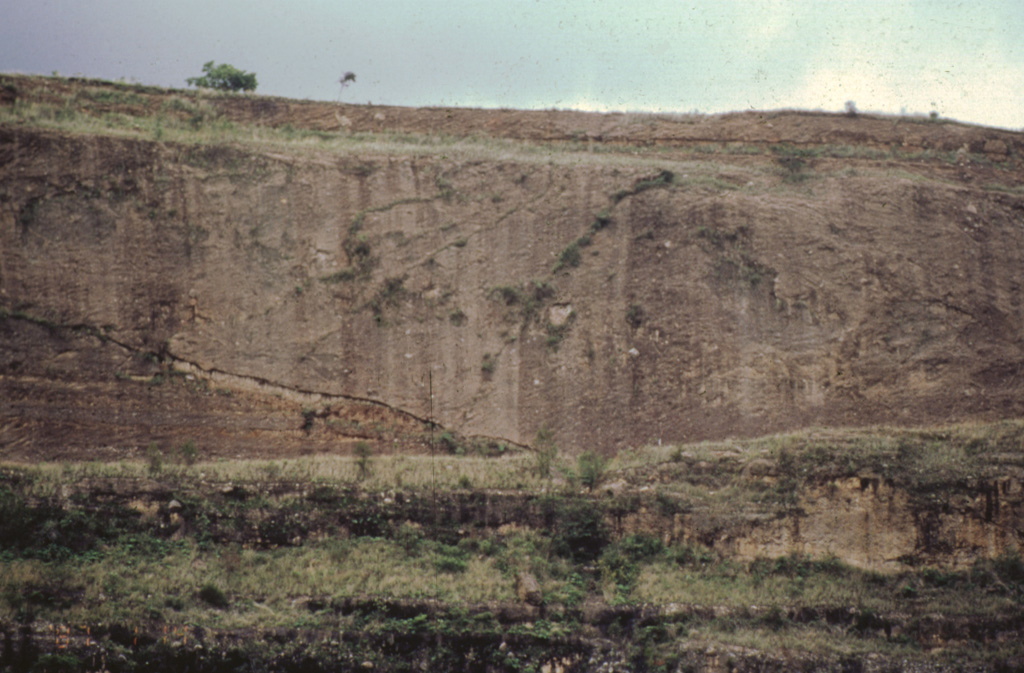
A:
[[2, 420, 1023, 671]]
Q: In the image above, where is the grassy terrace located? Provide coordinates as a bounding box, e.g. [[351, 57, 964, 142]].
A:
[[2, 421, 1022, 669], [0, 74, 1014, 179]]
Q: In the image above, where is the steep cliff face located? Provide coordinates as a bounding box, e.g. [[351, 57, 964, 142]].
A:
[[2, 78, 1024, 457]]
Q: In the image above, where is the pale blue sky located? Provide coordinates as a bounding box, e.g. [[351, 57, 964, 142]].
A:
[[1, 0, 1021, 128]]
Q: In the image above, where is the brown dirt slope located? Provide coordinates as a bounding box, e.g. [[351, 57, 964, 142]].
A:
[[1, 74, 1023, 459]]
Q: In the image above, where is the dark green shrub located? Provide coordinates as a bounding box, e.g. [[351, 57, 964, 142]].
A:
[[198, 583, 229, 608], [490, 285, 522, 306], [449, 308, 467, 326], [553, 242, 582, 273], [600, 535, 663, 602], [617, 533, 664, 561], [548, 499, 609, 563], [633, 170, 675, 193], [591, 209, 613, 229], [559, 571, 588, 606], [777, 156, 808, 182], [760, 606, 789, 631], [301, 408, 316, 433]]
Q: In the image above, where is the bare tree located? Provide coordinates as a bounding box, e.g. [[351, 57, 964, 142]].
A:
[[338, 71, 356, 101]]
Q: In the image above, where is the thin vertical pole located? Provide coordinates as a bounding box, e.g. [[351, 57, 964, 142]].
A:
[[429, 370, 438, 596]]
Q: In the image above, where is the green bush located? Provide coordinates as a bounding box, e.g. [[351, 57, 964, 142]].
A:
[[187, 61, 257, 92], [577, 451, 607, 491], [0, 489, 147, 560]]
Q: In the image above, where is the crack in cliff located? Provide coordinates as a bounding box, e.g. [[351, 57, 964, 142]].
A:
[[406, 165, 557, 276], [0, 306, 534, 451]]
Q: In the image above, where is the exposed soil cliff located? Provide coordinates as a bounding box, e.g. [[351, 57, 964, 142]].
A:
[[2, 75, 1023, 459]]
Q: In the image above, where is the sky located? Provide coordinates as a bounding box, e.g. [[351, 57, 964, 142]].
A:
[[1, 0, 1021, 129]]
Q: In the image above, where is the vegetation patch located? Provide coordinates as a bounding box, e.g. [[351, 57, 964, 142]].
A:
[[488, 280, 555, 324], [612, 169, 676, 203], [696, 223, 775, 288], [552, 240, 583, 273]]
